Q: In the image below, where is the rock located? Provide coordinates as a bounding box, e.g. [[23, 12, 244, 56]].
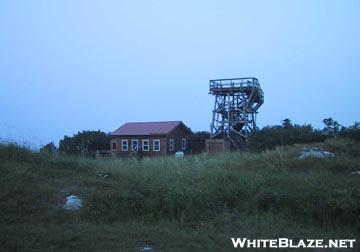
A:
[[63, 195, 82, 210], [175, 151, 184, 158], [96, 173, 111, 179], [298, 147, 335, 160], [139, 244, 158, 252]]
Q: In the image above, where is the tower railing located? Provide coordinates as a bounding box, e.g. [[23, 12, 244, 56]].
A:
[[209, 77, 261, 91]]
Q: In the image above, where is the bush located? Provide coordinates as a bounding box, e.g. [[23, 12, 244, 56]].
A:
[[188, 131, 210, 154], [59, 130, 111, 157], [248, 123, 327, 152]]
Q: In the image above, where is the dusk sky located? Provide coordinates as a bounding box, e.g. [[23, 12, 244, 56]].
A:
[[1, 0, 359, 147]]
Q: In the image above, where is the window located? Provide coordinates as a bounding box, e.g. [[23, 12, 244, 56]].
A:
[[169, 139, 174, 151], [132, 139, 139, 151], [121, 139, 128, 151], [142, 139, 149, 151], [153, 139, 160, 152], [181, 138, 186, 150], [112, 142, 116, 150]]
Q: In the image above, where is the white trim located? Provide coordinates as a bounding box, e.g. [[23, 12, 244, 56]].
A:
[[153, 139, 160, 152], [131, 139, 139, 151], [169, 139, 174, 151], [121, 139, 128, 151], [181, 138, 186, 150], [142, 139, 149, 151]]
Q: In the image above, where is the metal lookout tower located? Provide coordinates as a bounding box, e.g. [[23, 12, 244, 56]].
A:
[[209, 77, 264, 148]]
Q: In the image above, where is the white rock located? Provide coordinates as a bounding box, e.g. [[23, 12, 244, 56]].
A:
[[175, 151, 184, 158], [63, 195, 82, 210], [140, 245, 157, 252], [298, 147, 335, 160]]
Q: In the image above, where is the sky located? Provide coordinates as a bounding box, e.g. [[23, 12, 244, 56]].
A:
[[0, 0, 359, 147]]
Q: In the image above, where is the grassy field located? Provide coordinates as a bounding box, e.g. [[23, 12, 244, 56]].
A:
[[1, 138, 360, 251]]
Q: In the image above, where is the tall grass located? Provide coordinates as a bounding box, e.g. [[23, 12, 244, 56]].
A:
[[0, 139, 359, 251]]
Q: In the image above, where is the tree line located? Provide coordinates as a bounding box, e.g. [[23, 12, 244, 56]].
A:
[[40, 130, 111, 157], [248, 118, 360, 151], [40, 118, 360, 155]]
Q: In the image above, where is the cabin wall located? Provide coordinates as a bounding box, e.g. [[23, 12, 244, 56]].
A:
[[110, 136, 166, 157], [110, 125, 191, 157], [166, 126, 190, 155]]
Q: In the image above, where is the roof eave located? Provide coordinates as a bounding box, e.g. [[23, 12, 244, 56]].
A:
[[110, 133, 168, 137]]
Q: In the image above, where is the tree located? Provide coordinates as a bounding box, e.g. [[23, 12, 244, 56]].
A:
[[59, 130, 111, 157], [248, 122, 326, 151], [339, 121, 360, 141], [322, 117, 341, 137], [188, 131, 210, 154], [350, 121, 360, 129], [281, 118, 293, 128], [40, 142, 57, 154]]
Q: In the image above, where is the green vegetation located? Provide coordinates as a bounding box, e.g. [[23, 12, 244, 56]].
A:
[[1, 138, 360, 251], [248, 119, 326, 151], [58, 130, 112, 157], [188, 131, 210, 154], [41, 119, 360, 157], [248, 119, 360, 152]]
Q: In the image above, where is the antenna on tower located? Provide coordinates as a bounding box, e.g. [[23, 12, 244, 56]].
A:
[[208, 77, 264, 149]]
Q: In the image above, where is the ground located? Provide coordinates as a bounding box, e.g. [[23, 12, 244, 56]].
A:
[[0, 138, 359, 251]]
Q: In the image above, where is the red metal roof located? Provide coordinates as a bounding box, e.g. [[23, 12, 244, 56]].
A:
[[111, 121, 189, 136]]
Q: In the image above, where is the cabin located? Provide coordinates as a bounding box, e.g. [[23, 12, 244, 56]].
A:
[[110, 121, 192, 157]]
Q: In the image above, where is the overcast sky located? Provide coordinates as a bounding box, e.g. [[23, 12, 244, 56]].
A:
[[1, 0, 359, 147]]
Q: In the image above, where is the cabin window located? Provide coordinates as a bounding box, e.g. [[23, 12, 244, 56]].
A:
[[112, 142, 116, 150], [142, 139, 149, 151], [132, 139, 139, 151], [169, 139, 174, 151], [181, 138, 186, 150], [153, 139, 160, 152], [121, 140, 128, 151]]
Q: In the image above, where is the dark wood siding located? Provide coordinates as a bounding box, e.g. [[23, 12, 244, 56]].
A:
[[166, 124, 190, 155], [111, 136, 167, 157], [111, 124, 191, 158]]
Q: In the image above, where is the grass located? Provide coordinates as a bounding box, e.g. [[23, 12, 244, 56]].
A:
[[0, 138, 360, 251]]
